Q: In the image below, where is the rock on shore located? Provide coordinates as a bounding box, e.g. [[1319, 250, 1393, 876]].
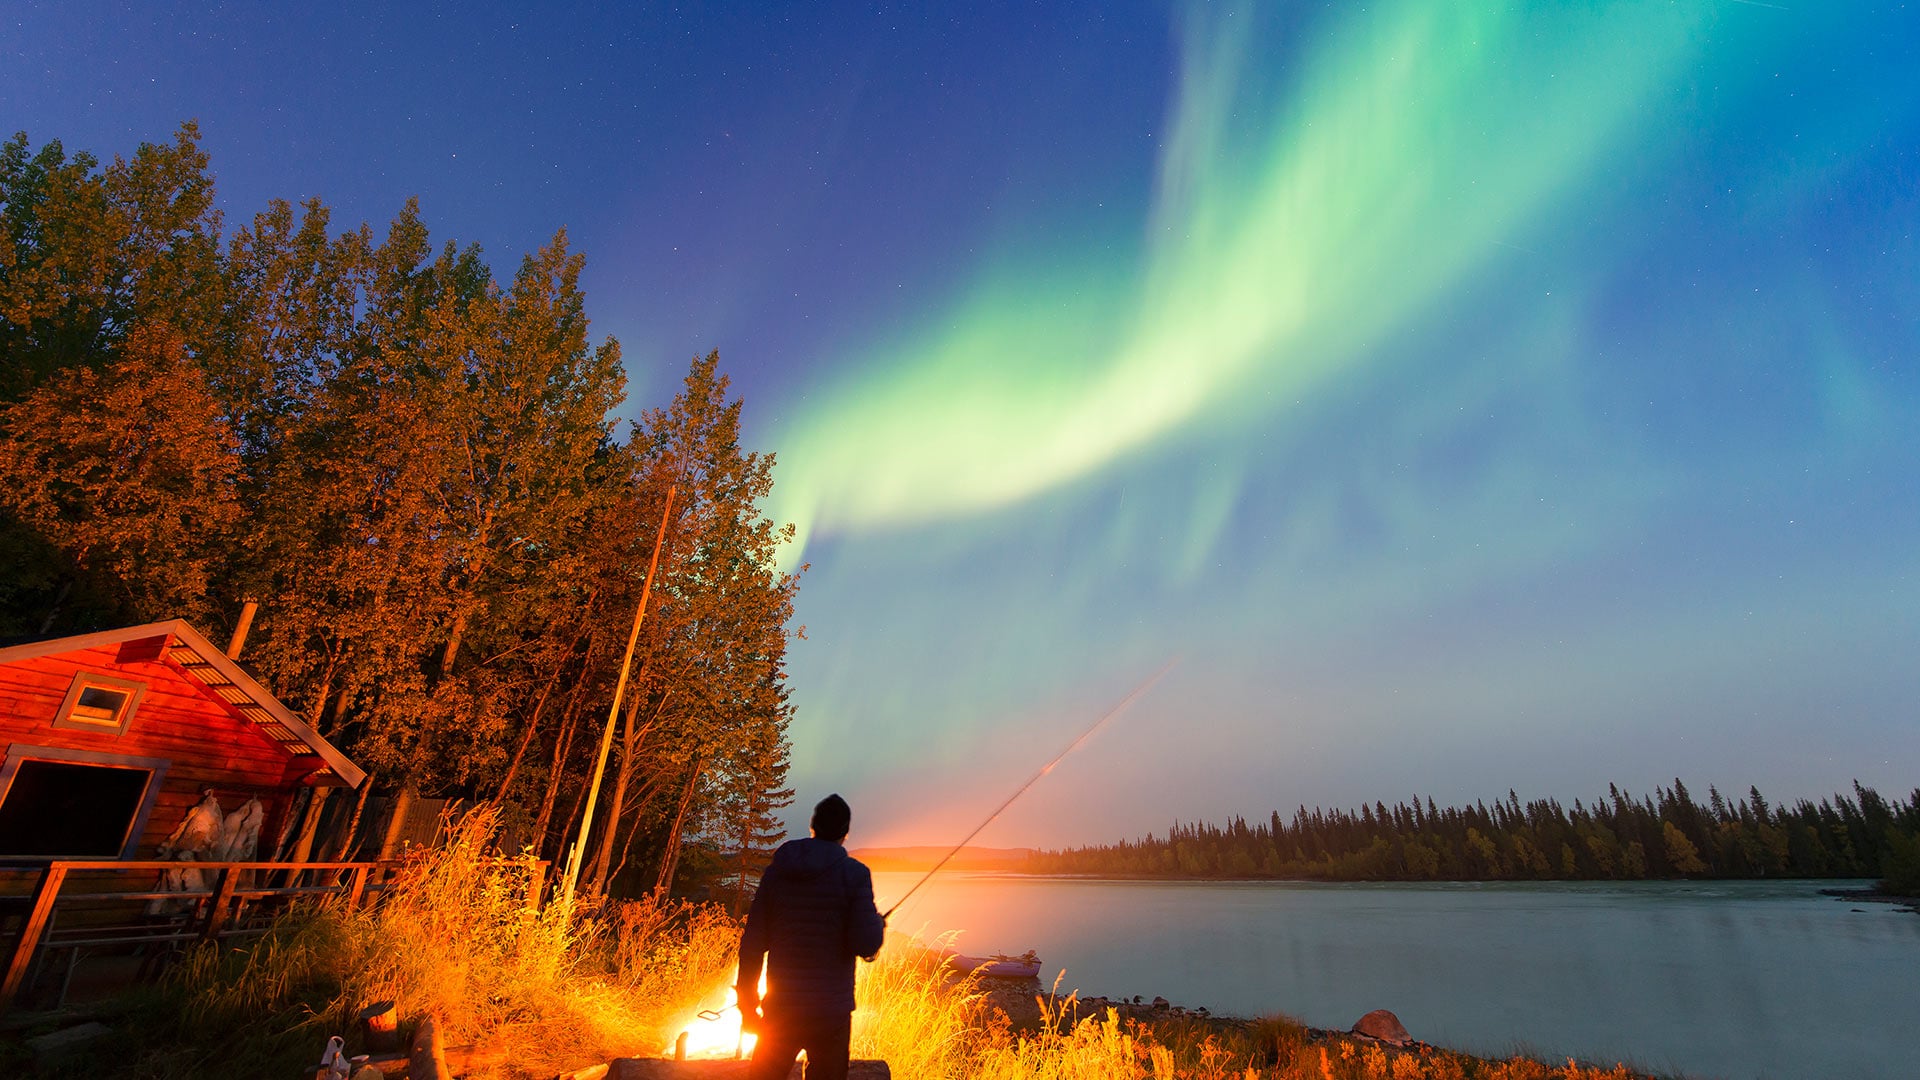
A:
[[1349, 1009, 1411, 1046]]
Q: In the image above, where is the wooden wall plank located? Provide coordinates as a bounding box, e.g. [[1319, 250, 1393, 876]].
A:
[[0, 644, 333, 859]]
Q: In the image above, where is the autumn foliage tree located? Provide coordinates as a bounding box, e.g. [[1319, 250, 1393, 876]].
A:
[[0, 124, 796, 896], [574, 352, 801, 895], [0, 125, 226, 631], [0, 322, 240, 630]]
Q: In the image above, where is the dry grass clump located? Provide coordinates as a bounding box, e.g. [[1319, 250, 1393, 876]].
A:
[[601, 891, 742, 1030], [850, 933, 985, 1079], [36, 808, 737, 1079], [851, 938, 1232, 1080], [852, 937, 1671, 1080], [329, 807, 744, 1074], [343, 809, 583, 1049]]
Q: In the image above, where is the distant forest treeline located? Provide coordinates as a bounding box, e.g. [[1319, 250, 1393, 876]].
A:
[[1027, 781, 1920, 892]]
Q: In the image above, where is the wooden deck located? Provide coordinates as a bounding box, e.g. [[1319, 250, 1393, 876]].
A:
[[0, 858, 412, 1013]]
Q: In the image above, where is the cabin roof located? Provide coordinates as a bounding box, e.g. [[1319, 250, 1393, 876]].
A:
[[0, 620, 365, 789]]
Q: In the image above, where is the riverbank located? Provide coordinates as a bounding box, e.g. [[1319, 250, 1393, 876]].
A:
[[10, 937, 1683, 1080], [1821, 886, 1920, 914], [874, 872, 1920, 1079], [943, 970, 1676, 1080], [8, 827, 1857, 1078]]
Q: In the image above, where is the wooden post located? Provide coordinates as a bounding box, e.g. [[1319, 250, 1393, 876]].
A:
[[346, 865, 371, 909], [202, 867, 238, 940], [1, 863, 67, 1013]]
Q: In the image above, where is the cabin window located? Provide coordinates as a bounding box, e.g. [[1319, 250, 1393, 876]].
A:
[[52, 672, 145, 736], [0, 757, 158, 858]]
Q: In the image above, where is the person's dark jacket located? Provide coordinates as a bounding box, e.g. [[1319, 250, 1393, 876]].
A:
[[736, 837, 886, 1016]]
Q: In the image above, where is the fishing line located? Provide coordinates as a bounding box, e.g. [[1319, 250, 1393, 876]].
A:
[[882, 657, 1180, 920], [696, 660, 1178, 1030]]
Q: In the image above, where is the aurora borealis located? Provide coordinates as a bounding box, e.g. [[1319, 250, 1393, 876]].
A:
[[10, 2, 1917, 845], [769, 3, 1710, 547]]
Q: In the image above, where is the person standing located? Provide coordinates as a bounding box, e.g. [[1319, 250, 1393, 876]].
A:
[[736, 794, 886, 1080]]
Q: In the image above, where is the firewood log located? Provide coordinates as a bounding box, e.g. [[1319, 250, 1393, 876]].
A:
[[606, 1060, 890, 1079], [409, 1016, 450, 1080]]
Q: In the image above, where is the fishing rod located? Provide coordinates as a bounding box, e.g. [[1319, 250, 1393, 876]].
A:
[[684, 661, 1177, 1036], [882, 658, 1180, 920]]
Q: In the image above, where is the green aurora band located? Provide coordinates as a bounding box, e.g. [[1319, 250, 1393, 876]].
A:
[[764, 0, 1920, 845], [767, 2, 1711, 561]]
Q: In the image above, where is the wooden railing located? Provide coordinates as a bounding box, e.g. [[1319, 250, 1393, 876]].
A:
[[0, 859, 405, 1013]]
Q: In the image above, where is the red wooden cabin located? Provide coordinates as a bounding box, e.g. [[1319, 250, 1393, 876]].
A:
[[0, 620, 363, 864]]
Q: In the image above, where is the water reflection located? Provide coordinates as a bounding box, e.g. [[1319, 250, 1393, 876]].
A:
[[874, 874, 1920, 1080]]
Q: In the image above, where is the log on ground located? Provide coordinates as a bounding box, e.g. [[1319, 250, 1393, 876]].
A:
[[608, 1060, 890, 1079], [409, 1015, 451, 1080]]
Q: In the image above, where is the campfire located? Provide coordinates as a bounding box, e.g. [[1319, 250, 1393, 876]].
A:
[[666, 970, 765, 1060]]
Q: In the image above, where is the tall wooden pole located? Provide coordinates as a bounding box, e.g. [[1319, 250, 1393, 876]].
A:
[[225, 600, 259, 660], [562, 484, 675, 903]]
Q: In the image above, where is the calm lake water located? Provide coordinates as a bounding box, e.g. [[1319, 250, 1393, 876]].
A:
[[871, 873, 1919, 1080]]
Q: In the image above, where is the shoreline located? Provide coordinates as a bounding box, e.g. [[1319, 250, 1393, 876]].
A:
[[889, 871, 1919, 913], [890, 871, 1913, 1080], [965, 972, 1683, 1080], [1819, 886, 1920, 913], [890, 869, 1889, 886]]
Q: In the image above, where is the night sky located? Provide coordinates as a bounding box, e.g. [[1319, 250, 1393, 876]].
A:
[[8, 2, 1917, 847]]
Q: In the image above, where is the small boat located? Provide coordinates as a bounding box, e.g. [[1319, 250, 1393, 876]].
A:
[[943, 948, 1042, 979]]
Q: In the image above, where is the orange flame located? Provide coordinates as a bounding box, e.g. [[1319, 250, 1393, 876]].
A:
[[668, 967, 767, 1059]]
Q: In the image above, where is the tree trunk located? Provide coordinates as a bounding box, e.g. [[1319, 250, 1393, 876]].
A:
[[609, 773, 670, 885], [588, 683, 668, 894], [584, 695, 643, 894], [320, 675, 356, 738], [288, 787, 333, 864], [379, 787, 417, 859], [268, 786, 312, 862], [496, 668, 558, 805], [495, 599, 591, 803], [334, 776, 376, 860], [534, 675, 591, 858], [439, 609, 468, 679], [654, 759, 705, 895], [734, 790, 756, 917], [307, 641, 345, 724], [36, 577, 73, 635], [553, 775, 592, 875]]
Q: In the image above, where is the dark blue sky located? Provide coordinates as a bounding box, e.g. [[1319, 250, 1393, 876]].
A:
[[8, 2, 1917, 844], [6, 1, 1171, 409]]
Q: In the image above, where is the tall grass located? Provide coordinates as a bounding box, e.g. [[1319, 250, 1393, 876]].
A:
[[34, 808, 736, 1079], [852, 939, 1670, 1080], [852, 945, 1249, 1080], [849, 932, 983, 1079], [325, 807, 744, 1073], [36, 814, 1676, 1079]]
